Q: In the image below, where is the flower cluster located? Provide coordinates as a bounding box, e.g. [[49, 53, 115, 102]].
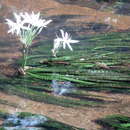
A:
[[6, 12, 52, 47], [52, 29, 79, 57]]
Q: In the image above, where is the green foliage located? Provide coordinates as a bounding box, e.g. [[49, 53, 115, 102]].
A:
[[17, 112, 35, 119], [26, 31, 130, 93], [0, 31, 130, 108], [42, 120, 84, 130], [96, 115, 130, 130], [0, 128, 5, 130], [0, 111, 9, 119], [27, 72, 95, 85]]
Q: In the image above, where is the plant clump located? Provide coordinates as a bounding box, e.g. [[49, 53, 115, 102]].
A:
[[6, 12, 52, 72]]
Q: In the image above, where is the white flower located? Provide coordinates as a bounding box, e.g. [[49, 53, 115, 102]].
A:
[[6, 11, 52, 48], [52, 37, 62, 57], [21, 12, 52, 28], [52, 29, 79, 57], [6, 12, 52, 36], [104, 17, 118, 24], [104, 17, 111, 23], [60, 29, 79, 51], [6, 13, 29, 35], [80, 58, 85, 61]]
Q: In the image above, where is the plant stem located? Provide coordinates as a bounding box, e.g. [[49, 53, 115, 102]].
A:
[[23, 46, 29, 70]]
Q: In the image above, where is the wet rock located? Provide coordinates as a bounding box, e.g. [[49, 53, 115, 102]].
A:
[[3, 114, 48, 127], [3, 127, 44, 130], [51, 80, 75, 95], [20, 115, 47, 127], [0, 64, 20, 77], [1, 112, 84, 130], [55, 0, 101, 9]]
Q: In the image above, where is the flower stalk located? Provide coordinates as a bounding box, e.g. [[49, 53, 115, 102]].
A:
[[22, 46, 29, 70], [6, 12, 52, 72]]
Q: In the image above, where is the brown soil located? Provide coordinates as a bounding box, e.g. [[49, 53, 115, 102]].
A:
[[0, 91, 130, 130], [1, 0, 130, 36]]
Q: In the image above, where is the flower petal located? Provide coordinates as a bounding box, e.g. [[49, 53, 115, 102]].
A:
[[70, 40, 79, 43], [42, 19, 52, 27], [60, 29, 65, 39], [67, 42, 73, 51]]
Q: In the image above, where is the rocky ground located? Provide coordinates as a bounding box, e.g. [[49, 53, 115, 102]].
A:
[[0, 0, 130, 130], [0, 91, 130, 129]]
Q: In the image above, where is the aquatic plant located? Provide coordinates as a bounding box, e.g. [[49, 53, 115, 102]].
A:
[[6, 12, 52, 71], [52, 29, 79, 57]]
